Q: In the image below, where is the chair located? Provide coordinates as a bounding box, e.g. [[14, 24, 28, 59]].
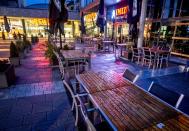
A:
[[75, 59, 89, 75], [142, 48, 155, 68], [122, 69, 139, 83], [157, 46, 171, 68], [77, 93, 112, 131], [53, 50, 65, 79], [78, 96, 97, 131], [148, 82, 184, 107], [178, 96, 189, 115], [132, 48, 141, 64], [63, 80, 89, 126]]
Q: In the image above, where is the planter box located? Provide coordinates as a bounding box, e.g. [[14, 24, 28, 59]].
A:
[[0, 64, 16, 88], [123, 51, 132, 60], [9, 57, 20, 66]]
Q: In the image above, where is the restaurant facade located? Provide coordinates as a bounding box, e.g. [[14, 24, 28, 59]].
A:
[[81, 0, 189, 57]]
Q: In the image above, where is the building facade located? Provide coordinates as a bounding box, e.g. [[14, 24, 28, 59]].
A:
[[0, 0, 81, 39], [81, 0, 189, 56]]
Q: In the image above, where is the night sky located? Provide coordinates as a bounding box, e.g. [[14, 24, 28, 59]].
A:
[[24, 0, 49, 6]]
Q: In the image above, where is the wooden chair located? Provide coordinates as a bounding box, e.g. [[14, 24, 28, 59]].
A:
[[178, 96, 189, 115], [148, 82, 184, 108], [122, 69, 139, 83], [142, 48, 155, 68], [132, 48, 141, 64]]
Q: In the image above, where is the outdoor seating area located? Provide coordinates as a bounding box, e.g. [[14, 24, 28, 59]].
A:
[[1, 0, 189, 130], [49, 35, 189, 130]]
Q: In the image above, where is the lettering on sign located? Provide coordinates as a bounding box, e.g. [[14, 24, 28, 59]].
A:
[[116, 6, 129, 16]]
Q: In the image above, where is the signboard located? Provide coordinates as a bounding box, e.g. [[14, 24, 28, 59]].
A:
[[111, 1, 129, 20], [116, 6, 129, 16]]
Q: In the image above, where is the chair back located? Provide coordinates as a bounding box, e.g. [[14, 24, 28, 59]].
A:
[[53, 50, 65, 78], [132, 48, 140, 55], [123, 69, 139, 83], [178, 96, 189, 115], [78, 97, 96, 131], [143, 48, 151, 57], [148, 82, 184, 107]]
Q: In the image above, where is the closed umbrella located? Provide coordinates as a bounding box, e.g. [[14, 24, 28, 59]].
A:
[[49, 0, 68, 48], [96, 0, 105, 33], [80, 12, 86, 35]]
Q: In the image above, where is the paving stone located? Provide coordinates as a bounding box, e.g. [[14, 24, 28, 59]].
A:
[[23, 112, 47, 125], [32, 102, 53, 114], [5, 126, 31, 131], [0, 117, 23, 130]]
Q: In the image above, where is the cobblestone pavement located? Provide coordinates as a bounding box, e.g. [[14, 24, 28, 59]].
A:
[[0, 41, 188, 130]]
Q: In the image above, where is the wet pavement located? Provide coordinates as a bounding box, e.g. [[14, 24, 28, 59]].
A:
[[0, 40, 189, 130]]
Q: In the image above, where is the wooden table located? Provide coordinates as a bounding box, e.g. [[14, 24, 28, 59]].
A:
[[91, 87, 189, 130], [76, 71, 189, 131], [116, 42, 134, 57], [76, 71, 131, 94], [60, 50, 91, 68]]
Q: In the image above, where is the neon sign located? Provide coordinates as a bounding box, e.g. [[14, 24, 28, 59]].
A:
[[116, 6, 129, 16]]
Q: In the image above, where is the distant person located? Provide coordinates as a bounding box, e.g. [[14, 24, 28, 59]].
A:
[[13, 32, 17, 39], [2, 31, 5, 40], [18, 32, 21, 40]]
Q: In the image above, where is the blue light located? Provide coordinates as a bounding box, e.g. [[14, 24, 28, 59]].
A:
[[112, 10, 115, 19]]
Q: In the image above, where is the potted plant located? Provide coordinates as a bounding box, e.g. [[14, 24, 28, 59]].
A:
[[16, 40, 25, 58], [45, 42, 58, 65], [0, 59, 16, 88], [9, 41, 20, 66], [24, 39, 32, 52], [31, 35, 35, 44], [63, 44, 70, 50]]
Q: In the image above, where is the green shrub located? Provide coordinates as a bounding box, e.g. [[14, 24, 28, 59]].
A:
[[45, 42, 57, 65], [24, 40, 31, 48], [10, 41, 19, 57], [15, 40, 24, 52], [63, 44, 69, 50]]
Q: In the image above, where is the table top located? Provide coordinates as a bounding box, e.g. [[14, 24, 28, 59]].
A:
[[103, 40, 114, 43], [144, 47, 170, 53], [91, 86, 189, 130], [117, 42, 134, 46], [60, 50, 90, 60], [76, 71, 131, 94]]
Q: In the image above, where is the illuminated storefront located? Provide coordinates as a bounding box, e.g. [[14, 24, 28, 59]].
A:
[[84, 12, 99, 36], [106, 1, 130, 39], [0, 16, 80, 39]]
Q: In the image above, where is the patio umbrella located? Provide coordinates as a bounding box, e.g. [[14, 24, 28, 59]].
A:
[[4, 16, 10, 33], [49, 0, 68, 48], [80, 12, 86, 35], [96, 0, 105, 33], [127, 0, 141, 42]]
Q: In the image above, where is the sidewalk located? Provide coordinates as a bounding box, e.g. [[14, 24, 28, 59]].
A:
[[0, 41, 76, 131]]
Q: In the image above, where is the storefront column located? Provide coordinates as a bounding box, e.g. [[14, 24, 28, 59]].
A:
[[21, 19, 27, 35], [137, 0, 147, 48], [72, 21, 75, 37]]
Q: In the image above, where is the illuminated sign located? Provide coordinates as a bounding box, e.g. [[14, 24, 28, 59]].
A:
[[116, 6, 129, 16], [84, 13, 97, 22]]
